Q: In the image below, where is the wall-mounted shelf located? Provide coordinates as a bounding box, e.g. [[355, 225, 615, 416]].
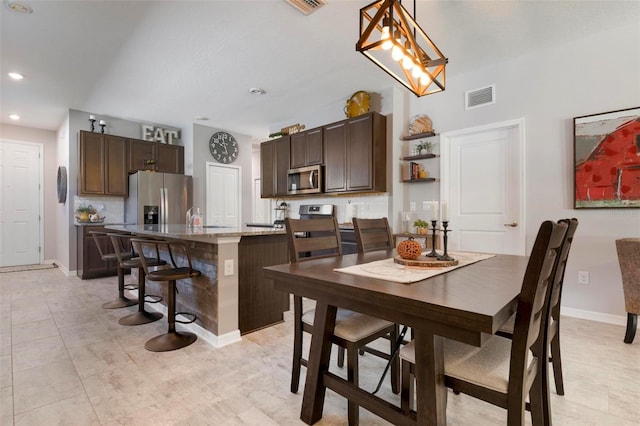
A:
[[400, 131, 436, 141], [402, 178, 436, 183], [402, 153, 437, 161]]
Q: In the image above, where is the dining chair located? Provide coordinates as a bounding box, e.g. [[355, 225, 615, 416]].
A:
[[284, 217, 399, 426], [400, 220, 568, 426], [90, 230, 137, 309], [352, 217, 395, 253], [130, 238, 201, 352], [497, 218, 579, 397], [615, 238, 640, 344]]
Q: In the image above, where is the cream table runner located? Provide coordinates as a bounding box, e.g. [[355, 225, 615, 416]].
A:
[[334, 251, 495, 284]]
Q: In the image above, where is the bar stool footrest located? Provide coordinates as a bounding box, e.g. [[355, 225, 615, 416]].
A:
[[124, 284, 138, 291], [175, 312, 197, 324], [144, 294, 163, 304]]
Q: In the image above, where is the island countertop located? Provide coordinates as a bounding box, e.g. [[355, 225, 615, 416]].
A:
[[106, 223, 285, 243]]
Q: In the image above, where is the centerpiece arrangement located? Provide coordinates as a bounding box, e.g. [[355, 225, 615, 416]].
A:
[[75, 205, 104, 223]]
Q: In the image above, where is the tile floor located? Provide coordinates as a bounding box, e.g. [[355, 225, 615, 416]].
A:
[[0, 268, 639, 425]]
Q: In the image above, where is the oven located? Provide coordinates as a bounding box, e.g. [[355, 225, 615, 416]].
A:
[[297, 204, 357, 255]]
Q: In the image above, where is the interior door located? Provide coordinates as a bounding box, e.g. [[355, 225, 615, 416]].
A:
[[440, 119, 525, 255], [206, 163, 240, 227], [0, 140, 42, 266]]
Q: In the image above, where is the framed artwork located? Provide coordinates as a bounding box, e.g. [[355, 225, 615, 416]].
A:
[[574, 106, 640, 209]]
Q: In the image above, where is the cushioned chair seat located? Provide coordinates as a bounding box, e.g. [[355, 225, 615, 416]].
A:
[[302, 308, 395, 342]]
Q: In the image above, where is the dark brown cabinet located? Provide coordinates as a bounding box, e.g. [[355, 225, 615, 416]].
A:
[[128, 139, 184, 174], [77, 225, 120, 279], [260, 136, 290, 198], [79, 131, 128, 196], [290, 128, 323, 169], [323, 112, 386, 194]]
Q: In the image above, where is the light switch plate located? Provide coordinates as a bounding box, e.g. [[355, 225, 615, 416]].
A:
[[224, 259, 234, 276]]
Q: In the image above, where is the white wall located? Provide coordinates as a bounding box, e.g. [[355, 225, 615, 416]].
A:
[[406, 23, 640, 319]]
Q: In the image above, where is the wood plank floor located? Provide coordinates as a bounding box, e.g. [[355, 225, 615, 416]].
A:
[[1, 268, 638, 425]]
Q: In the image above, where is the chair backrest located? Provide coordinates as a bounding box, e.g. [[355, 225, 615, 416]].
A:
[[615, 238, 640, 314], [284, 217, 342, 263], [508, 220, 568, 398], [106, 232, 135, 264], [89, 230, 124, 260], [352, 217, 394, 253], [548, 218, 579, 321]]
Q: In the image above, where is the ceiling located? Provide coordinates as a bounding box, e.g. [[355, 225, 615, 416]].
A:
[[1, 0, 637, 139]]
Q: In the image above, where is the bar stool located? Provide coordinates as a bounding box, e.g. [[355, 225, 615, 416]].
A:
[[90, 230, 138, 309], [107, 233, 166, 326], [130, 238, 200, 352]]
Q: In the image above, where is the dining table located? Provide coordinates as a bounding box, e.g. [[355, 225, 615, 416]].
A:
[[263, 250, 530, 426]]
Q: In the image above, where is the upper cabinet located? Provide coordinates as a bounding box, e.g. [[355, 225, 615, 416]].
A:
[[79, 131, 128, 196], [128, 139, 184, 174], [261, 136, 290, 198], [324, 112, 387, 194], [290, 128, 323, 169]]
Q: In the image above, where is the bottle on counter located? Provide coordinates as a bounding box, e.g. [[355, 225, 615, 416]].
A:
[[192, 208, 203, 228]]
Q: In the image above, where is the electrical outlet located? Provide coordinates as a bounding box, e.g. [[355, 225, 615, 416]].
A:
[[410, 202, 416, 212], [224, 259, 234, 276], [422, 201, 429, 210], [578, 271, 589, 285]]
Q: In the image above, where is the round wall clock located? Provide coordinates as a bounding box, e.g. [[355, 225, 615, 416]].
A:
[[344, 90, 370, 118], [209, 131, 239, 164], [56, 166, 67, 204]]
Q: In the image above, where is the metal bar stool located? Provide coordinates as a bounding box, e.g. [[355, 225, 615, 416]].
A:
[[130, 238, 200, 352], [107, 233, 166, 326], [90, 230, 138, 309]]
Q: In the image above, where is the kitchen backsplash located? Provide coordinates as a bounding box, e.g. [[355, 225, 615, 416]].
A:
[[273, 194, 390, 224], [74, 196, 125, 223]]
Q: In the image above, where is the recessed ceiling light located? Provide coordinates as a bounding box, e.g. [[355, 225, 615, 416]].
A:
[[8, 72, 24, 80], [194, 116, 209, 121], [7, 2, 33, 14], [9, 114, 20, 120], [248, 88, 265, 95]]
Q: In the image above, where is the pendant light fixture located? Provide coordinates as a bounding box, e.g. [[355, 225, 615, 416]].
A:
[[356, 0, 448, 97]]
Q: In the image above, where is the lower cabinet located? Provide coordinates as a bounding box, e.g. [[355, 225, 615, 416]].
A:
[[77, 225, 119, 279]]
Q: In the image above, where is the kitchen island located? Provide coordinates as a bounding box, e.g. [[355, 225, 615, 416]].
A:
[[106, 224, 289, 347]]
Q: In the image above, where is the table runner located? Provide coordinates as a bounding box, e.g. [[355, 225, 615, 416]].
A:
[[334, 251, 495, 283]]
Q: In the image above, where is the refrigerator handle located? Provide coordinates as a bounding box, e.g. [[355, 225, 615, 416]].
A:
[[163, 187, 168, 225], [160, 187, 166, 225]]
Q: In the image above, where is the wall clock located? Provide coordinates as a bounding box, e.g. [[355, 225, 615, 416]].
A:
[[344, 90, 370, 118], [56, 166, 67, 204], [209, 131, 239, 164]]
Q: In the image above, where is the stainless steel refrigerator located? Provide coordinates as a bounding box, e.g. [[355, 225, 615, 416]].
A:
[[125, 171, 193, 225]]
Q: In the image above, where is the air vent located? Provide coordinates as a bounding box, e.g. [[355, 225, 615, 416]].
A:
[[465, 84, 496, 110], [284, 0, 327, 15]]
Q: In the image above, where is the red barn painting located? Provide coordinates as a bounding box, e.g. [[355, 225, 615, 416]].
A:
[[574, 107, 640, 208]]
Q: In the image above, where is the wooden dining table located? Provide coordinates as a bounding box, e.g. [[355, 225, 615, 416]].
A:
[[263, 250, 530, 426]]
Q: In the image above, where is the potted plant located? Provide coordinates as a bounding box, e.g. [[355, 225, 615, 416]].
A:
[[416, 141, 433, 155], [413, 219, 430, 234]]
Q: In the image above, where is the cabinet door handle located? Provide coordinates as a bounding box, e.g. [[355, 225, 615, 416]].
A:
[[503, 221, 518, 227]]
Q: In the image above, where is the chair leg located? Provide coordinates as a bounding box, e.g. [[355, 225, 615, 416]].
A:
[[526, 365, 545, 426], [101, 266, 137, 309], [347, 345, 359, 426], [401, 359, 412, 414], [118, 268, 163, 326], [390, 324, 400, 394], [291, 296, 303, 393], [338, 346, 345, 367], [550, 330, 564, 395], [624, 312, 637, 344], [144, 280, 196, 352]]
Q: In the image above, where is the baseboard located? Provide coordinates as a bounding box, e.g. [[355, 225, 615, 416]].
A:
[[131, 290, 242, 348], [561, 307, 629, 327]]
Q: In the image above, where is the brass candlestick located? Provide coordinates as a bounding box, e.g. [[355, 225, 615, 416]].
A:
[[426, 220, 439, 257], [437, 221, 454, 261]]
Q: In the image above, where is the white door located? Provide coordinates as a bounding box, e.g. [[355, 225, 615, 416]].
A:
[[440, 119, 525, 255], [206, 162, 241, 227], [0, 140, 42, 266]]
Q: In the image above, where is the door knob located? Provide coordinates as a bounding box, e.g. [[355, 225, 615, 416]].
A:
[[503, 221, 518, 227]]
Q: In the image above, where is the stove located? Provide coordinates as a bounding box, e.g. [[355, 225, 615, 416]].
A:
[[298, 204, 335, 219]]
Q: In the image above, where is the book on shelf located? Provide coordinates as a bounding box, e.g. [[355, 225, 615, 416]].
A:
[[410, 162, 419, 180]]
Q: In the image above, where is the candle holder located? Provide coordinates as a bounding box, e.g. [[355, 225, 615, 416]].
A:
[[437, 221, 455, 261], [99, 122, 106, 134], [426, 220, 439, 257], [88, 117, 96, 132]]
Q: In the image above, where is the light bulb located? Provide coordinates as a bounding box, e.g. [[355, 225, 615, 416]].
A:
[[380, 18, 392, 50], [412, 66, 423, 79], [420, 72, 432, 85], [392, 45, 404, 61]]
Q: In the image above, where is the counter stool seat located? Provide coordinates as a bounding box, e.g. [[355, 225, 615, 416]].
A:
[[90, 230, 138, 309], [131, 238, 201, 352], [108, 233, 167, 326]]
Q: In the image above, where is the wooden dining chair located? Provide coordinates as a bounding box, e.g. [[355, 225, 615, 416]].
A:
[[285, 217, 399, 426], [497, 218, 579, 398], [615, 238, 640, 344], [352, 217, 395, 253], [399, 220, 568, 426]]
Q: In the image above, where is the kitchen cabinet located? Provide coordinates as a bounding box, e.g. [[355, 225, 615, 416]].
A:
[[77, 225, 121, 279], [79, 131, 128, 196], [290, 127, 323, 169], [128, 139, 184, 174], [260, 136, 290, 198], [323, 111, 386, 194]]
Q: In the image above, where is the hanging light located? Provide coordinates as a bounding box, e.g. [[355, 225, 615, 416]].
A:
[[356, 0, 448, 97]]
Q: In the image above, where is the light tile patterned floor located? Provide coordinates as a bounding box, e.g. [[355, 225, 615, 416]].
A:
[[0, 268, 638, 425]]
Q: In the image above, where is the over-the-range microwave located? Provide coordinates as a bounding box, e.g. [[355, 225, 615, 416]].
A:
[[287, 165, 322, 195]]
